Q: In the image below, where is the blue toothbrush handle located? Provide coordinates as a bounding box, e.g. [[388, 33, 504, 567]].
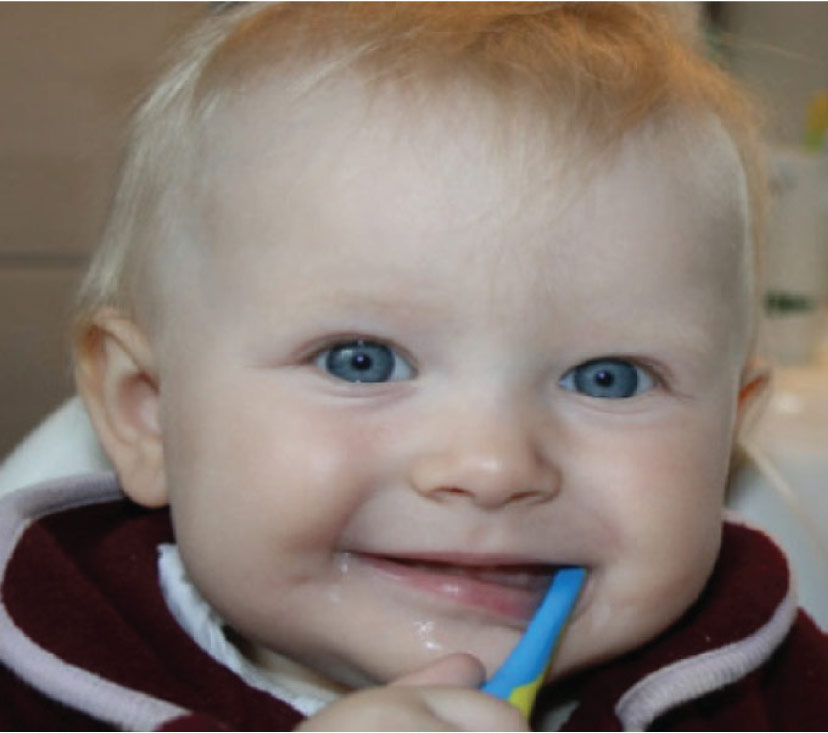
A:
[[481, 566, 586, 718]]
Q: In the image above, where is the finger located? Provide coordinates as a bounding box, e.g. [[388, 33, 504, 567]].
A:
[[391, 652, 487, 689], [296, 688, 454, 732], [420, 687, 530, 732]]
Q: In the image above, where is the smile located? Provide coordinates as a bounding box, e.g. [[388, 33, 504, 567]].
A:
[[355, 553, 559, 622]]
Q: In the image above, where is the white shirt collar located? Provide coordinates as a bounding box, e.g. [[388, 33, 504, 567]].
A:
[[157, 543, 340, 717]]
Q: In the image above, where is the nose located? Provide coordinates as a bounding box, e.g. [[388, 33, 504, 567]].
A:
[[408, 400, 561, 509]]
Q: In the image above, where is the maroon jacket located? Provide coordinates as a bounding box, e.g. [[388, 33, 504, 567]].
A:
[[1, 474, 827, 730]]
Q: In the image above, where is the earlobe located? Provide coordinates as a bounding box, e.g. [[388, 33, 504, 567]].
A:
[[74, 310, 169, 508], [736, 359, 772, 437]]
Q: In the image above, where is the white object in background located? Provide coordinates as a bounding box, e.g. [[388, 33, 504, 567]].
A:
[[730, 341, 828, 631], [0, 396, 111, 496], [730, 446, 828, 632]]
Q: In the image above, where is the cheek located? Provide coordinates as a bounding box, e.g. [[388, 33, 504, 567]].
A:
[[590, 418, 730, 579], [555, 409, 733, 670], [160, 381, 396, 627], [163, 373, 395, 554], [587, 400, 734, 524]]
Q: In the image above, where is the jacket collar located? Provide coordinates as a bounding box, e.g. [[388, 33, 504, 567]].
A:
[[554, 517, 797, 730]]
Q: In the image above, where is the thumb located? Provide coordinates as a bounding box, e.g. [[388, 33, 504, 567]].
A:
[[391, 652, 487, 689]]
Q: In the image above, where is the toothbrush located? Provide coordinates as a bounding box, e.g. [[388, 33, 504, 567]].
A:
[[481, 566, 587, 719]]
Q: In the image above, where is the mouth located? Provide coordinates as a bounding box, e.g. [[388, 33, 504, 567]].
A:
[[356, 553, 560, 622]]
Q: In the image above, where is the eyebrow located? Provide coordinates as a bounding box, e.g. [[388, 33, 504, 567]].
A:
[[294, 288, 449, 321]]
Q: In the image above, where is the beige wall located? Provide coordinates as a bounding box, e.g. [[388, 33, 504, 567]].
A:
[[0, 3, 206, 456], [717, 2, 828, 145]]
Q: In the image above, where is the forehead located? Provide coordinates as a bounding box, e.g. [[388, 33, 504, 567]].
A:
[[197, 74, 555, 214], [201, 76, 746, 224], [192, 78, 751, 340]]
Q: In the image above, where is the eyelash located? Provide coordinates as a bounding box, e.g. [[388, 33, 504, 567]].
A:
[[311, 338, 416, 384], [559, 357, 661, 400]]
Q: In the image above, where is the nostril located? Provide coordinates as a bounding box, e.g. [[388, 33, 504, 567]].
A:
[[512, 489, 545, 503], [432, 486, 474, 500], [427, 485, 553, 507]]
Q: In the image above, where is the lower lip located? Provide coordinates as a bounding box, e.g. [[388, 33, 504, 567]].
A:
[[356, 555, 551, 622]]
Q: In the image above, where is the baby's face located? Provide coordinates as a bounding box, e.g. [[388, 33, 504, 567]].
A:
[[155, 87, 750, 689]]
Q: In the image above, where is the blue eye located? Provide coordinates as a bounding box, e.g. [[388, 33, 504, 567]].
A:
[[315, 340, 414, 383], [560, 358, 655, 399]]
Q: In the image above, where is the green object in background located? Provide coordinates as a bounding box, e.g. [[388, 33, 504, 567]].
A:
[[765, 291, 817, 315]]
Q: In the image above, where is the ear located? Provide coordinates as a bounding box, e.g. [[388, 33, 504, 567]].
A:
[[735, 357, 772, 438], [74, 309, 168, 508]]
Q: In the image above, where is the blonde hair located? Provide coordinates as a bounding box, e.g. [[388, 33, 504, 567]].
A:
[[74, 2, 765, 339]]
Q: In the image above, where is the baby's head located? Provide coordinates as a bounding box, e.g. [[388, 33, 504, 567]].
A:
[[74, 3, 768, 691]]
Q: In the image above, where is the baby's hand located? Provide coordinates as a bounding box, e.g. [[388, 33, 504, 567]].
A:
[[296, 653, 528, 731]]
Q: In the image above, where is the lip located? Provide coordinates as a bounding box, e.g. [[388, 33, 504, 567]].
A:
[[355, 552, 559, 622]]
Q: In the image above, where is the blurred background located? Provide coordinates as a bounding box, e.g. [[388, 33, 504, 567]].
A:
[[0, 5, 826, 618], [0, 3, 204, 454]]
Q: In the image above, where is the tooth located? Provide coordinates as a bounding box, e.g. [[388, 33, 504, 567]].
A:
[[391, 557, 555, 591]]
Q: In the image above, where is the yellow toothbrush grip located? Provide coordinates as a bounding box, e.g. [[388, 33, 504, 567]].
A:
[[507, 670, 546, 718]]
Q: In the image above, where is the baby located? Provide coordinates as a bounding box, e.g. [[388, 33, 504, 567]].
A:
[[2, 3, 827, 730]]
